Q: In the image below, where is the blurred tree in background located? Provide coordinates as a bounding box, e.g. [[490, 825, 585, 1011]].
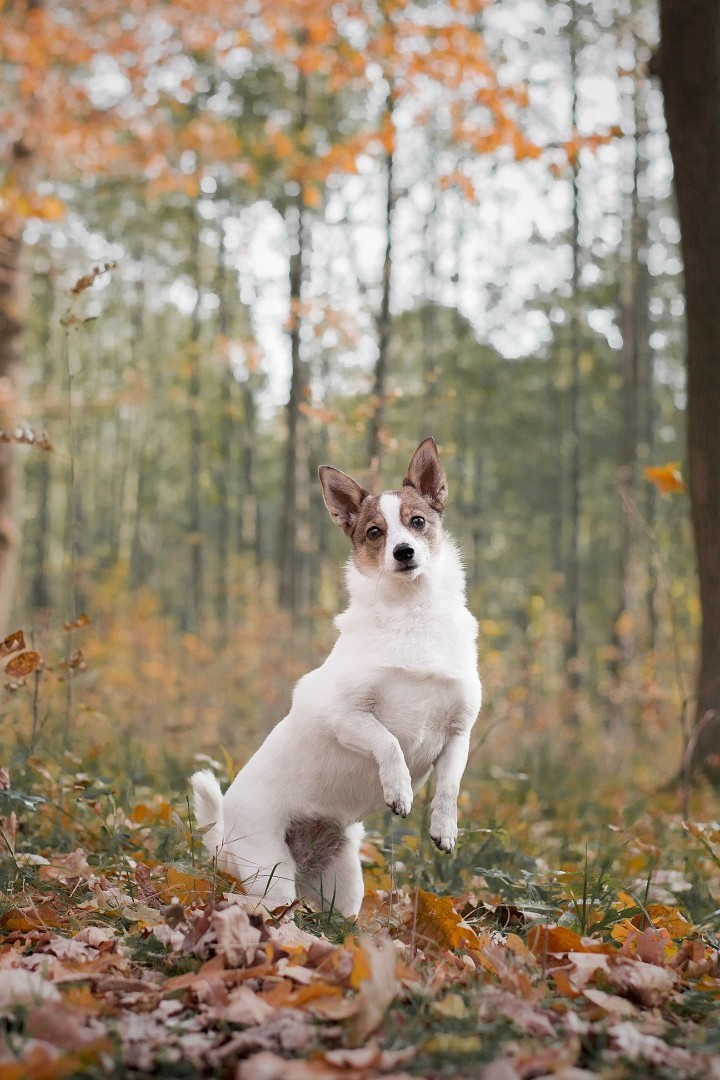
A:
[[0, 0, 712, 786]]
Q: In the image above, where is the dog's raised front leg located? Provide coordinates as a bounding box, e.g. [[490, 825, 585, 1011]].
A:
[[334, 710, 413, 817], [430, 729, 471, 853]]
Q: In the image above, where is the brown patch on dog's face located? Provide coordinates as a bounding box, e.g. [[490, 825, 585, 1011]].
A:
[[347, 488, 444, 577], [347, 493, 383, 574]]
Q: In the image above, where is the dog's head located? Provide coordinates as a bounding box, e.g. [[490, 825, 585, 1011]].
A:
[[319, 437, 448, 580]]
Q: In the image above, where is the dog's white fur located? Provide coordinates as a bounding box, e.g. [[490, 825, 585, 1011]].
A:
[[191, 438, 481, 916]]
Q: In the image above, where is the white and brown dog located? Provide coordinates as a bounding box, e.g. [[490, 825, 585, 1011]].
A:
[[191, 438, 481, 916]]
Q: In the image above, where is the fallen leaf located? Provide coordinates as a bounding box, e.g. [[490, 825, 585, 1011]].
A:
[[4, 651, 41, 678], [412, 889, 480, 952], [346, 934, 399, 1045], [605, 956, 676, 1007]]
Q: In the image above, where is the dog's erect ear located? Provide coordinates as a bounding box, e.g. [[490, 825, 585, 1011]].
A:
[[319, 466, 368, 534], [403, 437, 448, 511]]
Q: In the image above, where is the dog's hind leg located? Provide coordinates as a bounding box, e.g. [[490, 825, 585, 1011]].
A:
[[219, 819, 298, 910]]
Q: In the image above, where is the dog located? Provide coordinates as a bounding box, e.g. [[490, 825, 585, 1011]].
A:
[[191, 437, 482, 917]]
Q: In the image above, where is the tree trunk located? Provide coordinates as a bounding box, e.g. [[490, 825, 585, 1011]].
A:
[[29, 265, 54, 612], [656, 1, 720, 781], [564, 26, 582, 728], [187, 218, 205, 632], [278, 194, 309, 616], [368, 97, 395, 490], [609, 66, 649, 726], [0, 148, 28, 632], [213, 221, 233, 628]]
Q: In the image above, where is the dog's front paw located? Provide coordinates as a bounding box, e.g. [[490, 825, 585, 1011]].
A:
[[430, 815, 457, 854], [381, 770, 413, 818]]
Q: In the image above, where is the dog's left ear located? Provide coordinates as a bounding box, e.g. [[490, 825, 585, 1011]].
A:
[[403, 437, 448, 512]]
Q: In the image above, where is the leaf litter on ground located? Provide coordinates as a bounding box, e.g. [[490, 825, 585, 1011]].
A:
[[2, 764, 720, 1078]]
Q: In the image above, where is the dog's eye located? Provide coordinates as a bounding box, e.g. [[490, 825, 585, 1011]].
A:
[[410, 516, 426, 528], [366, 526, 383, 541]]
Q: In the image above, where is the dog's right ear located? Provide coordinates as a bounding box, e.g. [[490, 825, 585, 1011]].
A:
[[319, 466, 368, 535]]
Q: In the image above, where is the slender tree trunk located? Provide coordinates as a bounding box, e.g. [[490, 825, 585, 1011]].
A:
[[117, 259, 146, 571], [278, 194, 309, 615], [278, 58, 310, 616], [564, 27, 582, 728], [609, 67, 649, 725], [240, 368, 260, 567], [214, 222, 233, 627], [29, 266, 54, 612], [187, 219, 205, 632], [655, 0, 720, 781], [0, 145, 30, 631], [368, 97, 395, 490]]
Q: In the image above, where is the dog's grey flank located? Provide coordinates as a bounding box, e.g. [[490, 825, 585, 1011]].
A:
[[285, 817, 347, 876]]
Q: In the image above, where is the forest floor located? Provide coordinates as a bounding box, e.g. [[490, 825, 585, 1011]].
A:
[[2, 742, 720, 1080]]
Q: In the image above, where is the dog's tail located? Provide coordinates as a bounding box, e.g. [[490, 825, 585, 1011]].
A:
[[190, 769, 224, 860]]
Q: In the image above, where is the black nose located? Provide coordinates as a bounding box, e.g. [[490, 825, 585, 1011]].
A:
[[393, 543, 415, 563]]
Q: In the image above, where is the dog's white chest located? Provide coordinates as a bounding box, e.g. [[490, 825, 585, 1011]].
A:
[[372, 669, 465, 779]]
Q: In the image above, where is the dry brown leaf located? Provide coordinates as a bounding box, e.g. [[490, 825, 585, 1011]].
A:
[[346, 934, 399, 1046], [621, 926, 673, 965], [605, 956, 676, 1007], [38, 850, 92, 883], [209, 984, 276, 1026], [0, 631, 24, 658], [582, 988, 640, 1017], [236, 1053, 338, 1080], [210, 905, 265, 967], [4, 651, 41, 678], [608, 1020, 697, 1070], [564, 951, 611, 990], [324, 1042, 416, 1069], [218, 1011, 315, 1061], [24, 1001, 101, 1051]]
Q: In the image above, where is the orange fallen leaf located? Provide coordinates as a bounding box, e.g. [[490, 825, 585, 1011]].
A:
[[412, 889, 480, 952], [527, 925, 615, 960], [158, 866, 212, 905], [644, 904, 694, 940], [645, 462, 685, 494]]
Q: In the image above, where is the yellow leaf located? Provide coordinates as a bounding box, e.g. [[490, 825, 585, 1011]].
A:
[[424, 1033, 482, 1055], [645, 905, 694, 940], [159, 866, 212, 905], [432, 992, 471, 1019], [413, 889, 480, 952]]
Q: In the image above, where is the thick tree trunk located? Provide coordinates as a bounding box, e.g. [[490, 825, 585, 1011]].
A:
[[656, 1, 720, 780]]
